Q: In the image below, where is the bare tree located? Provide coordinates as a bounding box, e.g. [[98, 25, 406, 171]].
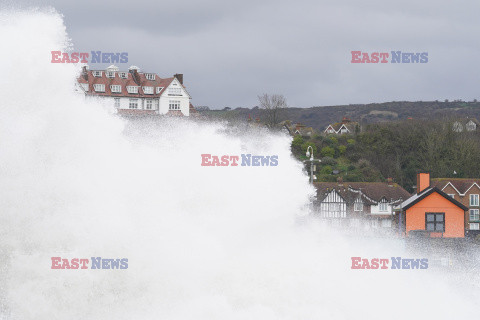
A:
[[257, 94, 287, 128]]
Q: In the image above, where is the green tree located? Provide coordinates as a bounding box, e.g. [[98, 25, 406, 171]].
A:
[[291, 135, 304, 154], [321, 146, 335, 158]]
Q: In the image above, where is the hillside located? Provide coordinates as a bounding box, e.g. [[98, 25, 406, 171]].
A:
[[203, 101, 480, 131]]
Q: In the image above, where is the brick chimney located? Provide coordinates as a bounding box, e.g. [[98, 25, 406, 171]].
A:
[[81, 66, 89, 81], [387, 177, 393, 186], [130, 69, 140, 85], [174, 73, 184, 84], [416, 173, 430, 194]]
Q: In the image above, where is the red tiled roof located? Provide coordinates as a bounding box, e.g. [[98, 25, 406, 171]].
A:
[[77, 69, 174, 98], [431, 178, 480, 194]]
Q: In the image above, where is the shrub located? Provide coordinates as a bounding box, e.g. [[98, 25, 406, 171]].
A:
[[321, 165, 333, 174], [321, 146, 335, 158], [291, 135, 304, 154], [321, 156, 336, 166]]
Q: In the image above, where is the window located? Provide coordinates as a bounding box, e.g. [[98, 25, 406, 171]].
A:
[[448, 194, 455, 199], [92, 71, 102, 77], [119, 72, 127, 79], [129, 99, 138, 109], [114, 98, 120, 108], [470, 223, 480, 230], [143, 86, 154, 94], [93, 84, 105, 92], [168, 87, 182, 96], [169, 100, 181, 110], [379, 202, 388, 212], [329, 203, 340, 212], [106, 71, 115, 78], [155, 99, 159, 109], [354, 202, 363, 211], [146, 99, 153, 110], [127, 86, 138, 94], [470, 209, 480, 222], [156, 87, 164, 94], [145, 73, 155, 81], [426, 213, 445, 232], [110, 85, 121, 93], [470, 194, 479, 206]]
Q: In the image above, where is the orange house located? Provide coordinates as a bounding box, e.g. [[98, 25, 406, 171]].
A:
[[400, 173, 468, 238]]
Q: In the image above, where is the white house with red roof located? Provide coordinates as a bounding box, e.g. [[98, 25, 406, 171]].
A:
[[76, 65, 192, 116]]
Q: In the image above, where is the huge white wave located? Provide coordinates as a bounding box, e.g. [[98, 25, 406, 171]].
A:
[[0, 8, 478, 320]]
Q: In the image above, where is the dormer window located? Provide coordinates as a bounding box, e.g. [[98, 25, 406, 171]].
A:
[[379, 202, 388, 212], [156, 87, 164, 94], [93, 84, 105, 92], [127, 86, 139, 94], [106, 71, 115, 78], [92, 71, 102, 77], [145, 73, 155, 81], [143, 86, 154, 94], [110, 85, 121, 93], [168, 87, 182, 96], [119, 72, 128, 79]]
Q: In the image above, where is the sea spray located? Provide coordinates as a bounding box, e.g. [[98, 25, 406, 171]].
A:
[[0, 7, 479, 320]]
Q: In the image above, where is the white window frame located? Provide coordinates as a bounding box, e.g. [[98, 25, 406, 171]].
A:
[[129, 99, 138, 109], [470, 194, 479, 206], [156, 87, 164, 94], [470, 223, 480, 230], [127, 86, 139, 94], [168, 87, 182, 96], [155, 99, 159, 109], [470, 209, 480, 222], [143, 86, 154, 94], [106, 71, 115, 78], [169, 100, 181, 110], [119, 72, 127, 79], [93, 84, 105, 92], [146, 99, 153, 110], [92, 71, 102, 77], [114, 98, 120, 108], [145, 73, 155, 81], [354, 202, 363, 212], [110, 85, 121, 93], [379, 202, 388, 212]]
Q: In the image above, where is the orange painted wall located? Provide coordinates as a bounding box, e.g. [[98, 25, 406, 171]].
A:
[[406, 192, 465, 238]]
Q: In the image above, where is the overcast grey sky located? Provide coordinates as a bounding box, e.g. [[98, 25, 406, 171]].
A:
[[13, 0, 480, 108]]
